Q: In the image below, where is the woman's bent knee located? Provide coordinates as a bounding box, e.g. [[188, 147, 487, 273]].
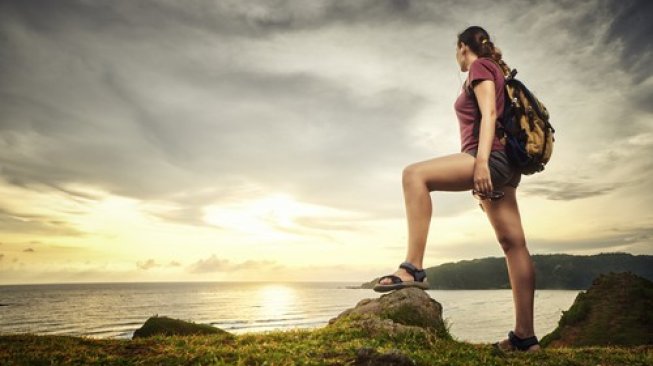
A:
[[402, 164, 422, 187]]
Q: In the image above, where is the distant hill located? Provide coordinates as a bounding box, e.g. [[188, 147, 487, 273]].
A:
[[361, 252, 653, 289]]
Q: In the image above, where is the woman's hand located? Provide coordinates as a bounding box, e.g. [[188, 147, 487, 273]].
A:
[[473, 159, 493, 194]]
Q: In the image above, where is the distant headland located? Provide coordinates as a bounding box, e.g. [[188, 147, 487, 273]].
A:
[[358, 252, 653, 289]]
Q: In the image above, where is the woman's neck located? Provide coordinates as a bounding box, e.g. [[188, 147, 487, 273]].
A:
[[465, 54, 479, 70]]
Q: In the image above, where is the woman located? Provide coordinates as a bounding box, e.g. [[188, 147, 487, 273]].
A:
[[373, 26, 541, 352]]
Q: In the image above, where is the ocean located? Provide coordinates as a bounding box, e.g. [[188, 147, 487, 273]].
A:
[[0, 281, 581, 343]]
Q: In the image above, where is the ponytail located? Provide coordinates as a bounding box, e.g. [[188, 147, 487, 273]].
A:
[[457, 26, 511, 76]]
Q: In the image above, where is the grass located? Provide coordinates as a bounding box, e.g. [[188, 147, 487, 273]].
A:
[[1, 315, 652, 366]]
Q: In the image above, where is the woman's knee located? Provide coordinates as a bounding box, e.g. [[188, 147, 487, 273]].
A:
[[402, 163, 423, 187], [497, 232, 526, 253]]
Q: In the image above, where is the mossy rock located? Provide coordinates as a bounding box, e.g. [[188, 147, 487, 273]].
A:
[[328, 287, 452, 340], [541, 271, 653, 347], [132, 315, 233, 339]]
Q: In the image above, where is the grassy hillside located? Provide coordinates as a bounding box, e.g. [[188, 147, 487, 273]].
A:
[[541, 272, 653, 348]]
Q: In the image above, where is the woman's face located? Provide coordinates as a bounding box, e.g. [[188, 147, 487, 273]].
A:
[[455, 42, 467, 71]]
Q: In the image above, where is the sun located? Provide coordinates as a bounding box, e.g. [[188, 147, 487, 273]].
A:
[[202, 193, 311, 237], [201, 192, 361, 241], [252, 193, 298, 227]]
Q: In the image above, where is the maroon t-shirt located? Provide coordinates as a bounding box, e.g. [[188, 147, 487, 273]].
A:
[[454, 57, 505, 153]]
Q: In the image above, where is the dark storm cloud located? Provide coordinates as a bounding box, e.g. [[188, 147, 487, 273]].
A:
[[554, 0, 653, 114], [603, 0, 653, 82], [597, 0, 653, 115], [0, 0, 451, 40]]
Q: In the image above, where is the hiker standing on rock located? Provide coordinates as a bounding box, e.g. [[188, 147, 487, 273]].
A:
[[373, 26, 541, 353]]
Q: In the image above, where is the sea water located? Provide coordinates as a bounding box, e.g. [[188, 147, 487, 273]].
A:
[[0, 281, 580, 343]]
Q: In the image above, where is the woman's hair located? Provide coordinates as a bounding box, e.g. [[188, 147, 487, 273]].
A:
[[457, 26, 511, 76]]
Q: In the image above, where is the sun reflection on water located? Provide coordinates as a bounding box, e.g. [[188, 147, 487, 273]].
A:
[[256, 285, 297, 320]]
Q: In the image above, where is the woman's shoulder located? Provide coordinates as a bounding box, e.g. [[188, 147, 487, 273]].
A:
[[471, 57, 501, 73], [468, 57, 500, 82], [469, 57, 505, 85]]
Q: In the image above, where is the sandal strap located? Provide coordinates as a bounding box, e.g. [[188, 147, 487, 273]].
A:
[[399, 261, 426, 282], [508, 330, 539, 350], [378, 274, 403, 284]]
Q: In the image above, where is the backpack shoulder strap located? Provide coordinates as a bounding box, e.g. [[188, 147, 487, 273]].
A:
[[468, 59, 512, 139]]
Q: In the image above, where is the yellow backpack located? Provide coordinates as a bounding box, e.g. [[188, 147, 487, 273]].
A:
[[471, 67, 555, 175]]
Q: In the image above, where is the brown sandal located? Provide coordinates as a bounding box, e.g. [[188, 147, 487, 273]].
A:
[[373, 261, 429, 292]]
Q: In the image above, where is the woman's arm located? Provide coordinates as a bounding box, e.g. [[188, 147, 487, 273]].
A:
[[472, 79, 497, 193], [473, 79, 497, 162]]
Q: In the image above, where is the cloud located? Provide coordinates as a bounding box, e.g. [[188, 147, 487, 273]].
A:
[[0, 0, 651, 285], [186, 254, 281, 274], [3, 0, 647, 223], [23, 248, 35, 252], [0, 207, 87, 236], [186, 255, 232, 274], [0, 10, 428, 219], [0, 0, 456, 40], [292, 216, 360, 232], [532, 225, 653, 253], [603, 0, 653, 82], [521, 179, 622, 201], [137, 258, 185, 270], [136, 258, 161, 270]]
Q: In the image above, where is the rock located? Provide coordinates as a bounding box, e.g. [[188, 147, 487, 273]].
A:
[[541, 271, 653, 347], [327, 287, 450, 340], [132, 315, 233, 339]]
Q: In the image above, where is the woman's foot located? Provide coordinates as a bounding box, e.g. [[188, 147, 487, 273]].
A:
[[495, 338, 541, 352], [495, 330, 541, 352], [377, 266, 420, 285]]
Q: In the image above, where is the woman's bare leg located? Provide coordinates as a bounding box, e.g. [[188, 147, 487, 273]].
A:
[[378, 152, 476, 285], [480, 186, 540, 351]]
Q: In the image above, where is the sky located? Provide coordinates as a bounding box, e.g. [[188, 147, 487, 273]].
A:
[[0, 0, 651, 285]]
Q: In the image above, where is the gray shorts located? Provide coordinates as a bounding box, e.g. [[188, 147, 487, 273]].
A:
[[464, 148, 521, 189]]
